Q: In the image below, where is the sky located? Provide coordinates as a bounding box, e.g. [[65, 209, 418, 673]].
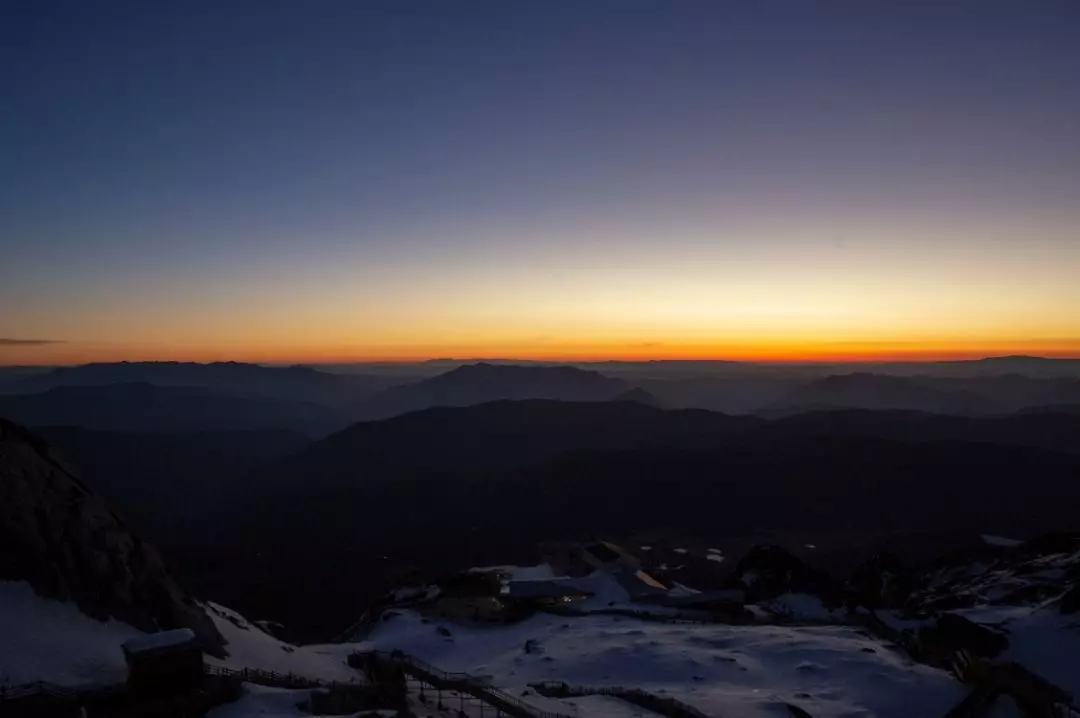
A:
[[2, 0, 1079, 365]]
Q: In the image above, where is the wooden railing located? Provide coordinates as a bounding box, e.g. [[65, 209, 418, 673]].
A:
[[531, 681, 709, 718], [355, 650, 576, 718], [0, 663, 361, 707], [204, 664, 362, 690], [0, 680, 77, 702]]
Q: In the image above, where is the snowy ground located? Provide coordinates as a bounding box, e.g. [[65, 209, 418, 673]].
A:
[[206, 684, 315, 718], [759, 593, 846, 622], [959, 601, 1080, 701], [0, 583, 359, 689], [0, 581, 143, 687], [471, 564, 563, 581], [354, 609, 967, 718], [204, 602, 361, 683]]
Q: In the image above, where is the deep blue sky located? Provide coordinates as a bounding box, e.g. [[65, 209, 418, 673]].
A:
[[3, 1, 1079, 362]]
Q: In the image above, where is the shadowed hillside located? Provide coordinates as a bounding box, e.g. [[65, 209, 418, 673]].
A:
[[0, 419, 225, 653], [354, 362, 633, 419]]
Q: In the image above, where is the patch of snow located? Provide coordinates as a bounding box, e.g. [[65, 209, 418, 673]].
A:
[[673, 548, 689, 555], [561, 571, 631, 609], [706, 554, 725, 564], [0, 580, 143, 687], [358, 610, 966, 718], [562, 694, 649, 718], [469, 564, 563, 581], [122, 628, 195, 655], [205, 602, 360, 683], [639, 546, 653, 552], [805, 544, 818, 550], [761, 594, 844, 621], [959, 603, 1080, 699], [875, 611, 934, 632], [205, 683, 312, 718], [391, 586, 427, 602], [668, 583, 701, 598], [985, 695, 1025, 718], [981, 534, 1023, 548]]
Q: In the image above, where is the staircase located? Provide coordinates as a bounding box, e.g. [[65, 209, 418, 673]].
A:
[[0, 664, 363, 718], [203, 664, 356, 690], [354, 650, 575, 718]]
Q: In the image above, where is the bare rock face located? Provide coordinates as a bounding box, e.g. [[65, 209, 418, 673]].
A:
[[0, 418, 225, 655]]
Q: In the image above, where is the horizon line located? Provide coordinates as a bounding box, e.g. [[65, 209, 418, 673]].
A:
[[4, 353, 1080, 369]]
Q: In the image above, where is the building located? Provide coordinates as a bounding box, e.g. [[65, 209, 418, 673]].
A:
[[435, 596, 505, 622], [122, 628, 203, 695], [503, 580, 592, 610]]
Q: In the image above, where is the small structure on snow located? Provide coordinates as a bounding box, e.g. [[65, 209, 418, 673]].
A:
[[435, 596, 505, 622], [121, 628, 203, 695]]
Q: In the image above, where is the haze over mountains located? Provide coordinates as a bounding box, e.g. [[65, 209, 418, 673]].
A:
[[4, 358, 1080, 435], [3, 356, 1080, 637]]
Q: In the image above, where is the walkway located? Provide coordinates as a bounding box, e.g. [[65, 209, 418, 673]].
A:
[[531, 681, 708, 718], [0, 663, 365, 717], [354, 650, 576, 718]]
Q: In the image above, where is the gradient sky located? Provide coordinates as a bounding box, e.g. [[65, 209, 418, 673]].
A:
[[3, 0, 1079, 364]]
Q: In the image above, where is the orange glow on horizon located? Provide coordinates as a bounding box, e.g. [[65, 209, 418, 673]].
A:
[[4, 336, 1080, 366]]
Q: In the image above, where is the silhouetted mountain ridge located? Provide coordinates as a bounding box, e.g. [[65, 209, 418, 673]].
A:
[[354, 362, 632, 419], [263, 399, 752, 490], [227, 404, 1080, 635], [762, 373, 999, 416], [37, 425, 312, 545], [16, 360, 395, 405], [0, 382, 346, 436]]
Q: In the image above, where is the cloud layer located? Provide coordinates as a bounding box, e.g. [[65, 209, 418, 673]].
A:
[[0, 338, 62, 346]]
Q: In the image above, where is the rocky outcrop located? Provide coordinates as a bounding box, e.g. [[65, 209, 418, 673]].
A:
[[0, 418, 225, 654], [731, 545, 841, 605], [846, 551, 916, 610], [918, 613, 1009, 658]]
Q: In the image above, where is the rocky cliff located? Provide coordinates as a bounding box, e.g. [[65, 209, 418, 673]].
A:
[[0, 418, 225, 654]]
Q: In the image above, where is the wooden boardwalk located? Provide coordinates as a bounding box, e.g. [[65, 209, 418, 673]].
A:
[[354, 649, 576, 718]]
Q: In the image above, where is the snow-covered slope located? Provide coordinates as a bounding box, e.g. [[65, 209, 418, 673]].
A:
[[0, 582, 358, 689], [958, 601, 1080, 701], [205, 683, 314, 718], [896, 536, 1080, 702], [357, 610, 966, 718], [914, 539, 1080, 610], [204, 602, 359, 683], [0, 581, 144, 687]]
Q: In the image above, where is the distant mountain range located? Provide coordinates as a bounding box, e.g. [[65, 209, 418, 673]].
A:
[[37, 425, 311, 544], [4, 359, 1080, 428], [0, 382, 347, 436], [7, 389, 1080, 637], [759, 373, 1080, 417], [299, 355, 1080, 379], [13, 360, 397, 405], [760, 373, 997, 416], [255, 400, 1080, 496], [352, 362, 635, 419], [217, 400, 1080, 635]]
